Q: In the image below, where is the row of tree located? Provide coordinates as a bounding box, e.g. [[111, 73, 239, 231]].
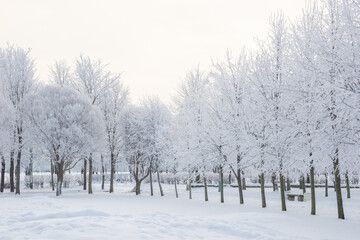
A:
[[0, 0, 359, 220]]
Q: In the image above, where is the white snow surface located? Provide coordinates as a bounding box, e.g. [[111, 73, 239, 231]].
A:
[[1, 183, 359, 240]]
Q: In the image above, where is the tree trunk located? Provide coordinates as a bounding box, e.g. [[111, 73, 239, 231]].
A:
[[345, 172, 350, 199], [10, 150, 14, 192], [1, 154, 5, 192], [135, 180, 141, 195], [333, 150, 345, 219], [174, 174, 178, 198], [325, 172, 328, 197], [56, 164, 64, 196], [302, 175, 306, 194], [242, 171, 246, 190], [109, 153, 114, 193], [203, 175, 208, 201], [260, 172, 266, 208], [156, 165, 164, 196], [310, 165, 316, 215], [237, 169, 244, 204], [280, 173, 286, 211], [271, 173, 277, 191], [50, 159, 55, 191], [29, 149, 33, 189], [228, 171, 231, 184], [149, 164, 153, 196], [83, 159, 87, 190], [101, 155, 105, 190], [88, 154, 93, 194], [220, 165, 224, 203], [188, 179, 192, 199], [286, 177, 291, 191], [15, 147, 22, 195]]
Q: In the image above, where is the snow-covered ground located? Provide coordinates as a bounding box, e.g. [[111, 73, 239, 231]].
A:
[[1, 183, 359, 240]]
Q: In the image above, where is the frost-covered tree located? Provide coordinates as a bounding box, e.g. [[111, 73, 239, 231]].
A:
[[25, 85, 104, 196], [0, 44, 36, 194]]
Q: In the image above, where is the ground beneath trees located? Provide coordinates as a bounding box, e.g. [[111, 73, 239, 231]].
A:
[[0, 183, 359, 240]]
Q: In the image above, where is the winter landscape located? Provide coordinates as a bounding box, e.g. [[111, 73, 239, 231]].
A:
[[1, 0, 360, 239]]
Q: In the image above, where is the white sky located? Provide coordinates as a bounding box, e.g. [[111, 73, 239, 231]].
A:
[[0, 0, 306, 104]]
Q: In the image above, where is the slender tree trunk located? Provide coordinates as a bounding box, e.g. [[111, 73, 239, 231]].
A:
[[109, 153, 114, 193], [188, 179, 192, 199], [345, 172, 350, 199], [88, 154, 93, 194], [228, 171, 231, 184], [299, 176, 303, 190], [1, 154, 5, 192], [29, 149, 33, 189], [149, 163, 153, 196], [260, 172, 266, 208], [302, 175, 306, 194], [325, 172, 328, 197], [156, 165, 164, 196], [220, 166, 224, 203], [50, 159, 55, 191], [237, 169, 244, 204], [15, 146, 22, 195], [242, 171, 246, 190], [174, 174, 178, 198], [101, 155, 105, 190], [333, 149, 345, 219], [10, 150, 14, 192], [56, 159, 64, 196], [83, 159, 87, 190], [203, 175, 208, 201], [280, 173, 286, 211], [310, 165, 316, 215], [286, 177, 291, 191], [271, 173, 277, 191]]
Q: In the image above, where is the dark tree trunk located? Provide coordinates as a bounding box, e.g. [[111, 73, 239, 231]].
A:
[[101, 155, 105, 190], [83, 159, 87, 190], [109, 153, 114, 193], [280, 173, 286, 211], [286, 177, 291, 191], [15, 146, 22, 195], [310, 165, 316, 215], [10, 150, 14, 192], [333, 150, 345, 219], [156, 165, 164, 196], [220, 166, 224, 203], [228, 171, 231, 184], [271, 173, 277, 191], [88, 154, 93, 194], [203, 175, 208, 201], [188, 179, 192, 199], [260, 172, 266, 208], [242, 171, 246, 190], [55, 156, 64, 196], [1, 154, 5, 192], [135, 181, 141, 195], [50, 159, 55, 191], [149, 163, 153, 196], [174, 174, 178, 198], [237, 169, 244, 204], [345, 172, 350, 199], [29, 149, 33, 189], [325, 172, 328, 197], [302, 175, 306, 194]]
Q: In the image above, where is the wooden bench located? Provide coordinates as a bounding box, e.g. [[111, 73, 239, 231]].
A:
[[286, 192, 310, 202]]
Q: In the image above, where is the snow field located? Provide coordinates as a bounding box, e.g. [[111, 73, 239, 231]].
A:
[[1, 183, 359, 240]]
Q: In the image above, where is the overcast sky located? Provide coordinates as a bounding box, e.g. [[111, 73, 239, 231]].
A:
[[0, 0, 307, 104]]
